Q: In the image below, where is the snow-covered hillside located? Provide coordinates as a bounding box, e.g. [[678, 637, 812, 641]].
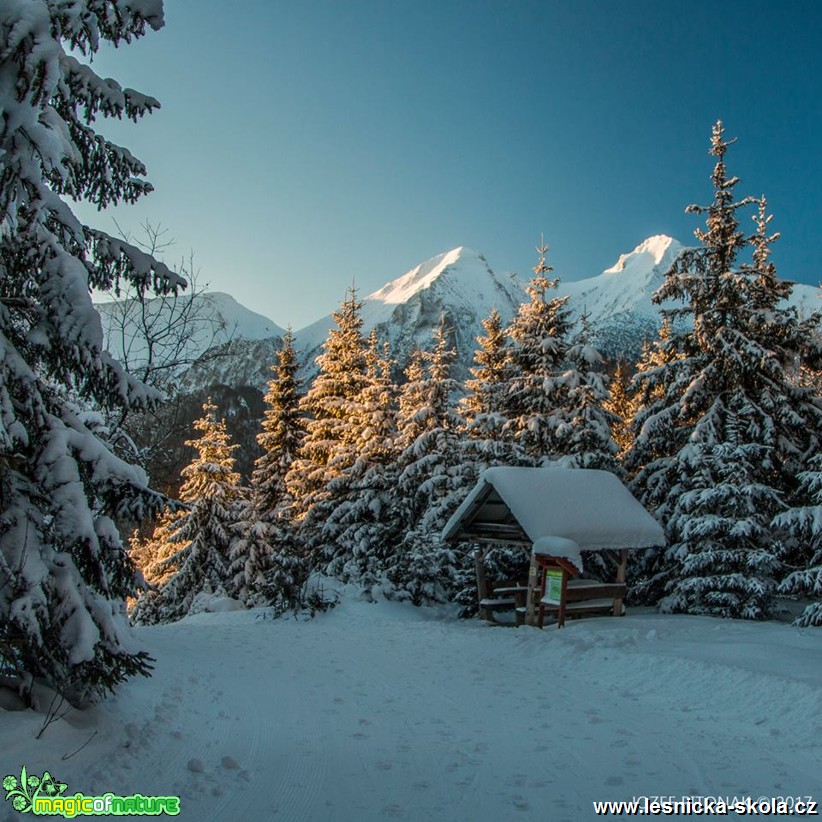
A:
[[295, 247, 526, 380], [555, 236, 686, 357], [561, 235, 685, 322], [3, 595, 820, 821], [178, 337, 285, 393]]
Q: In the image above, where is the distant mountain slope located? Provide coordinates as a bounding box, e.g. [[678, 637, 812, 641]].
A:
[[560, 235, 685, 323], [96, 291, 285, 377], [294, 247, 527, 381], [179, 336, 285, 393], [785, 279, 822, 317], [556, 235, 688, 358]]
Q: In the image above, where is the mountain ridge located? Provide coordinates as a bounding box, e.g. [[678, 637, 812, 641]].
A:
[[97, 237, 821, 391]]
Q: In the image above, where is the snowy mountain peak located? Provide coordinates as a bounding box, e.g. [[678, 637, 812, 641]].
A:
[[553, 235, 688, 357], [603, 235, 684, 277], [294, 246, 524, 381], [367, 246, 484, 306]]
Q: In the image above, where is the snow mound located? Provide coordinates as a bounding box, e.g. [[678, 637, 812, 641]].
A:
[[187, 593, 246, 614]]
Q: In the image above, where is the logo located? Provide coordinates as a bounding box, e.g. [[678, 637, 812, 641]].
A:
[[3, 767, 180, 817]]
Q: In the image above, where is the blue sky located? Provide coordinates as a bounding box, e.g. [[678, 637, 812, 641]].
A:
[[78, 0, 822, 329]]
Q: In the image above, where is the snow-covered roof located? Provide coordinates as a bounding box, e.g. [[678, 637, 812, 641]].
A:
[[442, 467, 665, 552]]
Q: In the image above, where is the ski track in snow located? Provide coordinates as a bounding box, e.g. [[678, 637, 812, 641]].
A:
[[2, 599, 821, 821]]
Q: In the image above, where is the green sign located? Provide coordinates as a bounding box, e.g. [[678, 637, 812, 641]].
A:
[[543, 568, 564, 604]]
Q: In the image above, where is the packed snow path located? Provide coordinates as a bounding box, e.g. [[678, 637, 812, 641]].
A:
[[3, 597, 821, 821]]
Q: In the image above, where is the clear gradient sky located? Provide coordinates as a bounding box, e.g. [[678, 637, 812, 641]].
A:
[[77, 0, 822, 329]]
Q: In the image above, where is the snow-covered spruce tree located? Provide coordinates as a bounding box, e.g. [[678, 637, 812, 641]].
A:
[[249, 330, 304, 518], [0, 0, 186, 702], [458, 307, 523, 468], [454, 308, 531, 611], [503, 239, 575, 462], [286, 289, 368, 528], [460, 307, 509, 438], [322, 331, 402, 593], [604, 360, 635, 457], [773, 454, 822, 627], [230, 330, 307, 608], [389, 319, 468, 604], [128, 509, 186, 590], [743, 195, 822, 376], [557, 313, 620, 472], [624, 319, 682, 474], [396, 347, 427, 445], [132, 400, 245, 623], [620, 321, 685, 601], [626, 121, 822, 619]]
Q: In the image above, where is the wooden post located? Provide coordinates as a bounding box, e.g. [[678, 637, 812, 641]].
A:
[[525, 554, 540, 626], [474, 546, 490, 620], [551, 569, 564, 628], [613, 548, 628, 617]]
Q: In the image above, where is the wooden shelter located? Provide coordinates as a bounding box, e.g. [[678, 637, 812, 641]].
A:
[[442, 467, 665, 627]]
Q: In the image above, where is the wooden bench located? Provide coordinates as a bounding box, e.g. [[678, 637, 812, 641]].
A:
[[539, 579, 627, 624], [478, 578, 529, 623]]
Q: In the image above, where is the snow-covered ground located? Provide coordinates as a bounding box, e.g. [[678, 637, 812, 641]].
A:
[[3, 595, 821, 821]]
